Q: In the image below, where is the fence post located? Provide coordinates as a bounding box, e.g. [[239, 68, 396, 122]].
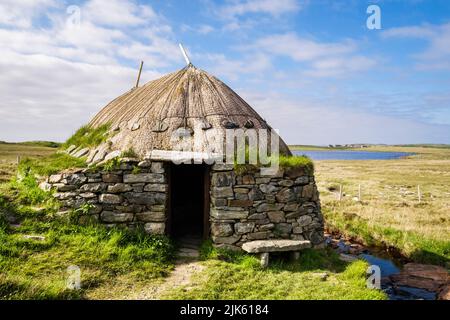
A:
[[418, 185, 421, 203], [16, 155, 21, 164], [339, 184, 343, 201], [358, 184, 362, 201]]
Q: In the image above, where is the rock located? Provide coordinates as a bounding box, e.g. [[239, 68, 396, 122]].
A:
[[151, 162, 164, 173], [144, 222, 165, 235], [80, 183, 106, 193], [107, 183, 133, 193], [234, 187, 249, 194], [23, 235, 46, 241], [39, 181, 52, 191], [123, 173, 164, 184], [135, 211, 165, 222], [86, 149, 98, 163], [99, 194, 122, 204], [66, 145, 77, 154], [211, 223, 233, 237], [65, 173, 87, 185], [228, 199, 253, 207], [284, 203, 299, 212], [124, 192, 155, 205], [92, 149, 107, 163], [242, 175, 255, 184], [235, 222, 255, 234], [102, 173, 121, 183], [211, 163, 234, 171], [212, 236, 240, 244], [242, 239, 311, 253], [143, 184, 167, 192], [248, 213, 266, 220], [258, 223, 275, 231], [297, 215, 313, 227], [276, 188, 296, 203], [294, 176, 309, 185], [438, 284, 450, 300], [255, 178, 271, 184], [267, 211, 285, 223], [278, 179, 294, 187], [302, 184, 315, 199], [293, 226, 303, 234], [212, 172, 234, 187], [138, 160, 152, 168], [248, 187, 264, 200], [247, 231, 270, 240], [79, 192, 96, 198], [210, 208, 248, 220], [101, 211, 133, 223], [390, 263, 449, 292], [256, 203, 283, 212], [275, 223, 292, 234], [53, 192, 77, 200], [73, 147, 89, 158], [211, 186, 234, 198], [104, 150, 121, 162], [284, 167, 306, 179], [259, 184, 278, 194], [49, 174, 63, 183]]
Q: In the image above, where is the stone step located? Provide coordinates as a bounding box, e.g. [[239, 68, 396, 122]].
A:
[[242, 239, 312, 253]]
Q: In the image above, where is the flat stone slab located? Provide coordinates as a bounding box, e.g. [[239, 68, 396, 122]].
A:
[[242, 240, 311, 253]]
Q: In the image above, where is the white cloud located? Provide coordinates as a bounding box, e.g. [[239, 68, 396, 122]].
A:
[[0, 0, 57, 28], [383, 22, 450, 70], [0, 0, 181, 142], [219, 0, 302, 19]]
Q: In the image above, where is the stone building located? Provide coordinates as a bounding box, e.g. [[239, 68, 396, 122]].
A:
[[44, 65, 324, 249]]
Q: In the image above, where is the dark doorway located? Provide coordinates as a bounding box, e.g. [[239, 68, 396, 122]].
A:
[[168, 163, 209, 240]]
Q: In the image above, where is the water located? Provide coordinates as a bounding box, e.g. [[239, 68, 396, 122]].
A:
[[292, 150, 414, 160], [359, 253, 400, 278]]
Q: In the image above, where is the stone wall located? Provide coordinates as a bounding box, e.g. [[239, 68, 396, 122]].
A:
[[42, 160, 324, 249], [210, 163, 324, 250], [40, 159, 168, 234]]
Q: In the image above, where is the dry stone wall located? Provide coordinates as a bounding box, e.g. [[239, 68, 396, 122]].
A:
[[40, 159, 168, 234], [42, 159, 324, 250], [210, 163, 324, 250]]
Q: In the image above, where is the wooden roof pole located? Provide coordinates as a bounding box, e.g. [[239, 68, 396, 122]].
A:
[[135, 61, 144, 88]]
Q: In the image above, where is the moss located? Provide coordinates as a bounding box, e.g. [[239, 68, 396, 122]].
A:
[[121, 148, 138, 158], [233, 153, 314, 175], [63, 123, 111, 149]]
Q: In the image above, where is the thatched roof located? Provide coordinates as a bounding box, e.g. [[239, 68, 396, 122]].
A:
[[83, 64, 291, 163]]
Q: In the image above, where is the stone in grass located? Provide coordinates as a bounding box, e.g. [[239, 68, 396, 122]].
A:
[[144, 222, 165, 235], [242, 239, 311, 253]]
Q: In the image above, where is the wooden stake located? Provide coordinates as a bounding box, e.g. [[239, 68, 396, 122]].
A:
[[358, 184, 362, 201], [135, 61, 144, 88], [418, 185, 421, 203], [16, 155, 20, 164], [339, 184, 343, 201]]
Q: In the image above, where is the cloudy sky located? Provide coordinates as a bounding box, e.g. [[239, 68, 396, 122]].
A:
[[0, 0, 449, 145]]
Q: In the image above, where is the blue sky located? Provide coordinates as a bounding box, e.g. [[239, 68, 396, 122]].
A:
[[0, 0, 449, 144]]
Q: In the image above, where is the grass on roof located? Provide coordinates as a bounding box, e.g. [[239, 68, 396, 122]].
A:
[[63, 123, 111, 150]]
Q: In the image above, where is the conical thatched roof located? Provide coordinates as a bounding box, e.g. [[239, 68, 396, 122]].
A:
[[83, 64, 291, 163]]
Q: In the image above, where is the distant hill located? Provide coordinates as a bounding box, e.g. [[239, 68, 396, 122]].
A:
[[0, 141, 61, 148]]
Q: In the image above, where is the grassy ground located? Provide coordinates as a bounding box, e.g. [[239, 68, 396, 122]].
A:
[[309, 146, 450, 266], [161, 244, 385, 300], [0, 142, 386, 300], [0, 142, 56, 183]]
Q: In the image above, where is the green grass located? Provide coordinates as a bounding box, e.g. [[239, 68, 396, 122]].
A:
[[234, 153, 314, 175], [0, 178, 175, 300], [18, 153, 86, 177], [164, 243, 386, 300], [63, 123, 111, 149]]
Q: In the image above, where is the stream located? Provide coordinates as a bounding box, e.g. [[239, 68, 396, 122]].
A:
[[325, 234, 439, 300]]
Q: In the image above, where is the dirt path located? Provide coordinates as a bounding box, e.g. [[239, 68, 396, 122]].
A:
[[133, 258, 205, 299]]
